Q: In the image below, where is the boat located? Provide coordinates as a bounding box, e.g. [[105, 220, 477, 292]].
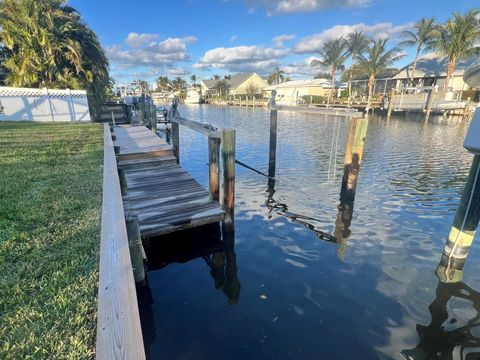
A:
[[185, 88, 202, 104]]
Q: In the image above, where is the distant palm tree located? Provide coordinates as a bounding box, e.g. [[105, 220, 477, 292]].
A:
[[345, 31, 369, 105], [356, 39, 404, 111], [172, 77, 187, 91], [214, 79, 228, 97], [399, 18, 438, 85], [429, 10, 480, 90], [311, 38, 348, 102], [268, 67, 285, 85], [213, 75, 221, 80], [155, 76, 170, 91], [190, 74, 197, 85]]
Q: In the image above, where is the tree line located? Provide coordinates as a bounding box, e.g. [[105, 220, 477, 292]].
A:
[[0, 0, 111, 118], [309, 9, 480, 107]]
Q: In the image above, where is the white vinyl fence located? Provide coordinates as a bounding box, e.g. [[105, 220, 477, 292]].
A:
[[0, 86, 91, 122]]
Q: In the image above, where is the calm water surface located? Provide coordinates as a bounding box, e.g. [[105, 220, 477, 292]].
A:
[[138, 105, 480, 360]]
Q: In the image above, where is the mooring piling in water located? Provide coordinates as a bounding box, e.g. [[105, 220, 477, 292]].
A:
[[221, 128, 236, 224], [436, 154, 480, 283], [268, 90, 278, 174], [125, 214, 146, 286]]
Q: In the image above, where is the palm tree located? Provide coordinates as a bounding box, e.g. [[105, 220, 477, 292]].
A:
[[212, 74, 221, 80], [268, 67, 284, 85], [356, 39, 404, 111], [429, 10, 480, 90], [214, 79, 228, 98], [0, 0, 110, 117], [155, 76, 170, 91], [311, 38, 348, 103], [399, 18, 438, 85], [345, 31, 369, 105], [190, 74, 196, 85], [171, 77, 186, 91]]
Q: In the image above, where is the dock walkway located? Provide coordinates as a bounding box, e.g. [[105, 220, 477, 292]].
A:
[[114, 125, 224, 237]]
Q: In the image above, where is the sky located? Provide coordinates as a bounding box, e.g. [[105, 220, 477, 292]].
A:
[[69, 0, 479, 84]]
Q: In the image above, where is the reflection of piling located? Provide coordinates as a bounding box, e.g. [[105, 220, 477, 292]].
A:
[[401, 281, 480, 359], [335, 116, 369, 259], [268, 91, 278, 173], [221, 129, 236, 224], [222, 221, 241, 304], [436, 155, 480, 283]]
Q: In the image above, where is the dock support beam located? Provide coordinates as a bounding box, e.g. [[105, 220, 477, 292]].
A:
[[221, 129, 236, 224], [125, 215, 146, 286], [436, 155, 480, 283], [209, 137, 221, 201]]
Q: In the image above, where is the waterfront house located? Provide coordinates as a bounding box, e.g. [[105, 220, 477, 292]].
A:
[[265, 79, 333, 105], [200, 73, 268, 99], [393, 53, 478, 92]]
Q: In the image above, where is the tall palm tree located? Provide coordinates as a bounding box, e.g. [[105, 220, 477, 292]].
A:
[[190, 74, 196, 85], [399, 18, 438, 85], [269, 67, 284, 85], [429, 10, 480, 90], [0, 0, 110, 117], [356, 39, 403, 111], [214, 79, 228, 98], [212, 74, 221, 80], [345, 31, 369, 106], [311, 38, 348, 102]]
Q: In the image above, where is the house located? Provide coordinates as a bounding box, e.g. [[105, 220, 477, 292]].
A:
[[200, 79, 218, 97], [200, 73, 268, 99], [226, 73, 268, 98], [393, 53, 478, 91], [265, 79, 333, 106]]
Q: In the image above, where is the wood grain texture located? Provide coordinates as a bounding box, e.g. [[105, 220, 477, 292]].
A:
[[96, 123, 145, 360]]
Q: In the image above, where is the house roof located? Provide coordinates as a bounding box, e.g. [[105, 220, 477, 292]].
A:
[[201, 73, 265, 90], [393, 53, 478, 80], [265, 79, 332, 90]]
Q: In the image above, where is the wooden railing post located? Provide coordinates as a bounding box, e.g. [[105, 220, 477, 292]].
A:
[[125, 214, 146, 286], [221, 129, 236, 224], [209, 137, 221, 201]]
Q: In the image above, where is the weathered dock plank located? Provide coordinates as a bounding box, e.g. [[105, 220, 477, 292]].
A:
[[114, 125, 224, 238]]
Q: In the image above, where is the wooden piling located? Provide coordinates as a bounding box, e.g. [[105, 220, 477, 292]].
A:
[[268, 92, 278, 171], [436, 155, 480, 283], [118, 168, 127, 196], [151, 106, 157, 133], [139, 95, 145, 125], [125, 215, 146, 286], [114, 145, 120, 155], [221, 129, 236, 224], [208, 137, 221, 201], [172, 121, 180, 163], [387, 89, 394, 119]]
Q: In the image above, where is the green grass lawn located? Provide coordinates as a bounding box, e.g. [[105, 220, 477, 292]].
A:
[[0, 122, 103, 359]]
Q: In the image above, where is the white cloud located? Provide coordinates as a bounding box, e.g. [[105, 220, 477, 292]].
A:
[[282, 56, 326, 78], [245, 0, 371, 15], [194, 45, 288, 73], [273, 34, 295, 48], [293, 22, 412, 53], [168, 67, 191, 76], [107, 34, 197, 70], [124, 33, 160, 48], [230, 35, 238, 42]]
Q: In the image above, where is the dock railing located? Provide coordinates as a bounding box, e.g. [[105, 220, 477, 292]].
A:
[[96, 123, 145, 360], [168, 99, 236, 222]]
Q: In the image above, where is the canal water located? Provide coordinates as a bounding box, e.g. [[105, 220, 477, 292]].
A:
[[138, 105, 479, 359]]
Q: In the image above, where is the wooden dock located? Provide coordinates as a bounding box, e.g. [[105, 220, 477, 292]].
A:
[[114, 125, 225, 237]]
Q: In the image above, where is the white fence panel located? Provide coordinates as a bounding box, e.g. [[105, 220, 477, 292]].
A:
[[0, 86, 91, 122]]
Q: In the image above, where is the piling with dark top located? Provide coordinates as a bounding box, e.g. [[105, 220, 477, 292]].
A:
[[268, 90, 278, 172], [151, 106, 157, 133], [114, 145, 120, 155], [125, 215, 146, 286], [221, 129, 236, 224], [209, 137, 221, 201], [436, 155, 480, 283]]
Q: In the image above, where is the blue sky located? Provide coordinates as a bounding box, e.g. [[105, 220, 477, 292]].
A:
[[69, 0, 479, 84]]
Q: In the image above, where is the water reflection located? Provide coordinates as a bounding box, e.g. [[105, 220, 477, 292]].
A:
[[402, 281, 480, 360]]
